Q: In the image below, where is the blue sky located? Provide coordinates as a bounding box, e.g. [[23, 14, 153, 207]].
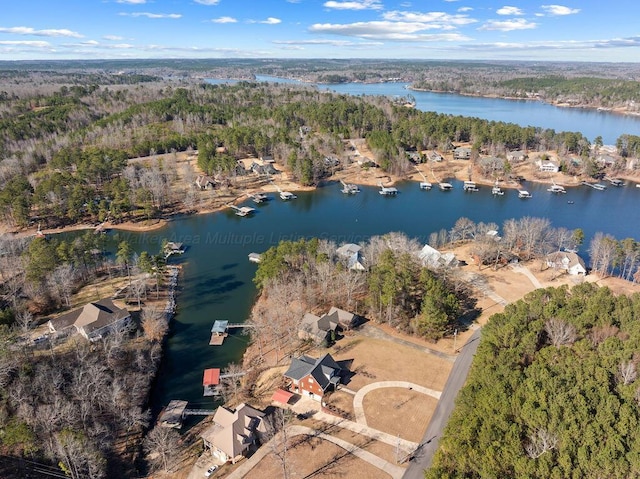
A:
[[1, 1, 639, 62]]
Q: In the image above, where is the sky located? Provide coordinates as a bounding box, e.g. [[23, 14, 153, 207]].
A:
[[1, 1, 639, 62]]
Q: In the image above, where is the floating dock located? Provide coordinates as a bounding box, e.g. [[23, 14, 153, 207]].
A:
[[491, 185, 504, 195], [340, 180, 360, 194], [608, 178, 624, 187], [419, 181, 432, 190], [159, 400, 188, 428], [582, 181, 606, 190], [518, 190, 532, 198], [210, 320, 254, 346], [248, 192, 269, 203], [463, 181, 479, 192], [229, 204, 256, 216], [439, 182, 453, 191], [280, 191, 297, 200], [378, 182, 398, 196], [547, 184, 566, 194]]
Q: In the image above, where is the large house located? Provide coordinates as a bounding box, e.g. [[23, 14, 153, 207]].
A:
[[283, 353, 343, 402], [298, 307, 359, 344], [545, 251, 587, 276], [48, 299, 131, 341], [336, 243, 366, 271], [200, 403, 267, 464], [453, 147, 472, 160], [418, 244, 458, 269], [538, 160, 560, 173], [507, 150, 528, 162]]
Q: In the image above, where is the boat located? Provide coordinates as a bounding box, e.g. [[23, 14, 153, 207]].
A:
[[419, 181, 432, 190], [491, 185, 504, 195], [518, 190, 532, 198], [248, 253, 262, 263], [463, 181, 479, 192], [280, 191, 297, 200], [547, 184, 566, 194], [567, 200, 574, 204], [439, 182, 453, 191]]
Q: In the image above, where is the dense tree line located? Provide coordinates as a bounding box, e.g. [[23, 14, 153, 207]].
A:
[[1, 72, 636, 230], [252, 233, 465, 343], [428, 284, 640, 478]]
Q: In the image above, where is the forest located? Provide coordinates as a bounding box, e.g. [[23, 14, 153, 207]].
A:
[[427, 283, 640, 478], [3, 69, 637, 231]]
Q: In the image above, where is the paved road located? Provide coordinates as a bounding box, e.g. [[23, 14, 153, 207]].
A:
[[402, 328, 482, 479]]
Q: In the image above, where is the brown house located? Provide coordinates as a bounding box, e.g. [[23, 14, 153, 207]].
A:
[[200, 403, 267, 464], [283, 353, 343, 402], [47, 299, 131, 341]]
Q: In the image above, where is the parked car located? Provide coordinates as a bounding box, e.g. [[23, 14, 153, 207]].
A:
[[204, 465, 218, 477]]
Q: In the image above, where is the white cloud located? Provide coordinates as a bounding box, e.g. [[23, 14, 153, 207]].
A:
[[479, 18, 537, 31], [458, 7, 473, 12], [0, 40, 51, 47], [541, 5, 580, 16], [286, 0, 301, 3], [382, 11, 477, 27], [496, 6, 524, 16], [211, 16, 237, 23], [194, 0, 220, 5], [323, 0, 383, 11], [0, 26, 83, 38], [310, 21, 471, 41], [273, 39, 383, 47], [116, 0, 147, 4], [103, 35, 125, 41], [251, 17, 281, 24], [119, 12, 182, 18]]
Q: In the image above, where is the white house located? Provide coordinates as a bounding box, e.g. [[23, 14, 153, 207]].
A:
[[538, 160, 560, 173], [418, 245, 458, 269], [545, 251, 587, 276]]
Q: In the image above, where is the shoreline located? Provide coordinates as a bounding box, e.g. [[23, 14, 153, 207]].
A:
[[406, 86, 640, 118]]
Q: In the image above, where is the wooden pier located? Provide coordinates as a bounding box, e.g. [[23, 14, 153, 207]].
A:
[[581, 181, 606, 190]]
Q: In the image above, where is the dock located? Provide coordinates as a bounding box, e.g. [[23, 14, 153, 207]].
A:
[[547, 184, 566, 194], [492, 184, 504, 195], [518, 190, 532, 198], [439, 182, 453, 191], [378, 182, 398, 196], [280, 191, 297, 200], [582, 181, 606, 190], [463, 180, 478, 192], [210, 320, 254, 346], [159, 400, 216, 428], [248, 192, 269, 203], [340, 179, 360, 194], [419, 181, 432, 190], [606, 177, 624, 187], [229, 204, 256, 216]]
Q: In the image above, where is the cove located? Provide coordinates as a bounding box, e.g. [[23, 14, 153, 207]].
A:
[[128, 180, 640, 412]]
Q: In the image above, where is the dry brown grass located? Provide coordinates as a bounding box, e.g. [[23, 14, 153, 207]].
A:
[[243, 434, 393, 479]]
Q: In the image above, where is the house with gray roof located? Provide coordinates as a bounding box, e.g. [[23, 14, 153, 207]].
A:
[[283, 353, 343, 401], [200, 403, 267, 464], [47, 299, 131, 341], [336, 243, 366, 271], [545, 251, 587, 276], [299, 312, 338, 345]]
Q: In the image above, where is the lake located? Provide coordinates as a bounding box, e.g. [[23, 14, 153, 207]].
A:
[[252, 75, 640, 145], [101, 179, 640, 414]]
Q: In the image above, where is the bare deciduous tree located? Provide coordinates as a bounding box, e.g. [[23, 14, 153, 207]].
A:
[[525, 428, 558, 459], [143, 426, 181, 474], [141, 307, 168, 343], [545, 317, 577, 348], [619, 361, 637, 385]]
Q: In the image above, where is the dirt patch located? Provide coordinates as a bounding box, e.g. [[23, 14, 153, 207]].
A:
[[363, 389, 439, 443], [243, 434, 393, 479]]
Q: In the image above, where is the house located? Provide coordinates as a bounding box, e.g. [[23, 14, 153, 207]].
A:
[[428, 151, 444, 162], [545, 251, 587, 275], [538, 160, 560, 173], [326, 306, 359, 329], [48, 299, 131, 341], [336, 243, 366, 271], [200, 403, 267, 464], [250, 162, 277, 176], [418, 244, 458, 269], [195, 175, 216, 190], [507, 150, 528, 162], [283, 353, 343, 401], [596, 154, 616, 168], [453, 147, 472, 160], [299, 312, 339, 345]]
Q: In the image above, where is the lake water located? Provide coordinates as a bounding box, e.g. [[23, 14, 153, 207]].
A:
[[97, 179, 640, 414], [111, 76, 640, 416], [253, 75, 640, 145]]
